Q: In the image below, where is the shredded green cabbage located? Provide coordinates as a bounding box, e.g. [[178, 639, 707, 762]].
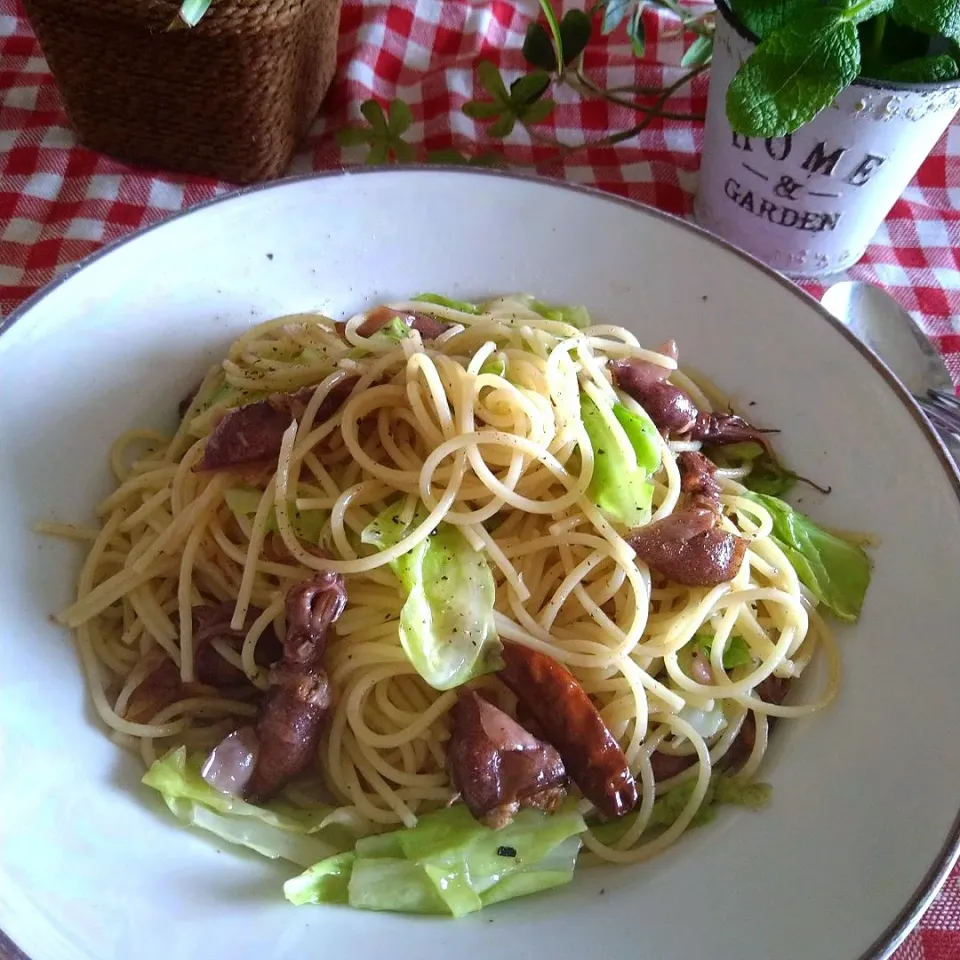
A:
[[361, 503, 502, 689], [224, 485, 327, 543], [580, 392, 660, 527], [142, 747, 366, 866], [745, 493, 872, 622], [413, 293, 483, 315], [284, 804, 587, 916]]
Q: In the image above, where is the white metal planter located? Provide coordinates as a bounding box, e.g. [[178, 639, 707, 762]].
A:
[[695, 1, 960, 277]]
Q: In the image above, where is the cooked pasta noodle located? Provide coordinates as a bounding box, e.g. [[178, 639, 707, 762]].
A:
[[53, 293, 843, 868]]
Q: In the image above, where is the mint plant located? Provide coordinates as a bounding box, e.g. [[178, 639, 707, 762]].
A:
[[728, 0, 960, 137]]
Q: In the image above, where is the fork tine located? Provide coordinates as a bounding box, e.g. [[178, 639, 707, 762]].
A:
[[928, 388, 960, 414], [918, 399, 960, 436], [923, 414, 960, 441], [919, 396, 958, 428]]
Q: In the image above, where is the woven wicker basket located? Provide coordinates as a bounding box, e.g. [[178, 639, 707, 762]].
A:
[[21, 0, 342, 183]]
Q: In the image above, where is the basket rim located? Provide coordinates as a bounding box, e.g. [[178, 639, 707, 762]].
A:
[[21, 0, 340, 36]]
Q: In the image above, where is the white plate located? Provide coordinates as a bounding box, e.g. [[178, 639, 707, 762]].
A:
[[2, 169, 959, 960]]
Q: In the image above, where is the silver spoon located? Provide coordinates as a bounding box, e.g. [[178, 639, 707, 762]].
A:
[[821, 280, 960, 464]]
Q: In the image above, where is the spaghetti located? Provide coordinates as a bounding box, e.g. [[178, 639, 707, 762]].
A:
[[51, 293, 850, 874]]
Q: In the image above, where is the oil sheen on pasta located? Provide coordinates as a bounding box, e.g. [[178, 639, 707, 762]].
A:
[[51, 294, 842, 872]]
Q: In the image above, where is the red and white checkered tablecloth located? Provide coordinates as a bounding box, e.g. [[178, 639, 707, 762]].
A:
[[1, 1, 959, 957]]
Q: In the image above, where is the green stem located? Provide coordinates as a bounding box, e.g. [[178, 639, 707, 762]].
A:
[[607, 81, 671, 94], [424, 86, 703, 168], [655, 0, 692, 21], [576, 60, 709, 109], [684, 11, 716, 35], [536, 0, 565, 77], [574, 70, 700, 115], [524, 96, 705, 158], [439, 0, 713, 167], [654, 0, 713, 30], [872, 12, 887, 62], [843, 0, 877, 22], [598, 107, 706, 145], [573, 68, 639, 108], [661, 61, 711, 96], [550, 111, 662, 152]]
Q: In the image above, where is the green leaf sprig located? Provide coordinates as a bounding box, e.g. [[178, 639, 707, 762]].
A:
[[336, 97, 505, 167], [338, 100, 417, 164], [527, 0, 713, 129], [334, 1, 712, 167], [727, 0, 960, 137], [177, 0, 958, 154], [463, 63, 557, 137]]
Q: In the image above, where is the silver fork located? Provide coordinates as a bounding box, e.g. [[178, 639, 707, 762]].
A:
[[821, 282, 960, 466], [917, 389, 960, 439]]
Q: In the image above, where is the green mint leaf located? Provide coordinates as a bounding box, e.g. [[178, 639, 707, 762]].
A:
[[387, 99, 413, 135], [681, 33, 714, 67], [847, 0, 894, 24], [477, 61, 511, 105], [871, 52, 960, 82], [726, 7, 860, 138], [523, 22, 559, 71], [510, 71, 551, 107], [360, 100, 389, 136], [893, 0, 960, 41], [462, 101, 503, 120], [559, 9, 592, 64], [520, 98, 556, 125], [602, 0, 636, 34], [628, 4, 645, 56], [730, 0, 823, 39]]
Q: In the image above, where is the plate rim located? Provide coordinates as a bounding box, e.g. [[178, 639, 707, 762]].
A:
[[2, 165, 958, 960]]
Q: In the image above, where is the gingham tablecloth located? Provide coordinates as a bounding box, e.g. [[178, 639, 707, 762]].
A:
[[1, 1, 959, 957]]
